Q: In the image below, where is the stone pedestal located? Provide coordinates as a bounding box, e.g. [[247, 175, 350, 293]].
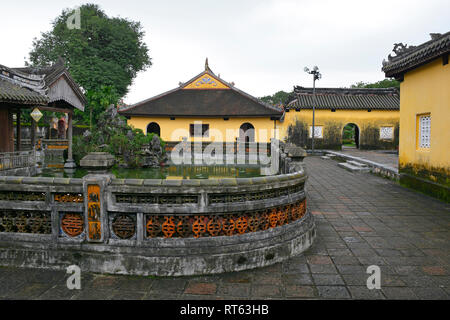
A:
[[80, 152, 115, 173], [64, 159, 77, 170], [284, 144, 307, 173], [284, 144, 307, 162]]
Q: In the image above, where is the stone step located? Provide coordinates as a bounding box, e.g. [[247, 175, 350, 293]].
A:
[[321, 156, 330, 159], [338, 162, 371, 173], [346, 160, 368, 168], [325, 154, 336, 157]]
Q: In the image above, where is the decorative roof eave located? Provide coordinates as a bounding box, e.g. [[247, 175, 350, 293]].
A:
[[0, 64, 47, 95], [0, 96, 48, 106], [382, 31, 450, 78], [12, 58, 87, 110], [0, 66, 49, 105]]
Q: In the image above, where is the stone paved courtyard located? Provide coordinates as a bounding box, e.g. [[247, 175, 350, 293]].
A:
[[337, 147, 399, 169], [0, 156, 449, 300]]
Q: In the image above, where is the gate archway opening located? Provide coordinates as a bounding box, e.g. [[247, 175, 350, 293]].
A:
[[342, 123, 359, 149]]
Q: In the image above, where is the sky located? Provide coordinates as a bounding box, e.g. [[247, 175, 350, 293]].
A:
[[1, 0, 449, 104]]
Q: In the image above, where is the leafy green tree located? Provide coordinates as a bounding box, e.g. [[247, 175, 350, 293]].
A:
[[27, 3, 151, 98], [79, 85, 119, 128], [260, 91, 292, 105], [351, 79, 400, 89]]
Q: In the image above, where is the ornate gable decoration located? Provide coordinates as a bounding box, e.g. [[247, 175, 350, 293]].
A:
[[183, 73, 229, 89], [182, 58, 230, 90]]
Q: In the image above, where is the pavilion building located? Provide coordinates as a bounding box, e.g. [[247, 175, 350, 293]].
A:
[[0, 58, 85, 171], [119, 60, 284, 146]]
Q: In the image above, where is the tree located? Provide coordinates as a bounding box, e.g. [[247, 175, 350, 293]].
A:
[[80, 85, 119, 129], [351, 79, 400, 89], [27, 3, 151, 98], [260, 91, 292, 105]]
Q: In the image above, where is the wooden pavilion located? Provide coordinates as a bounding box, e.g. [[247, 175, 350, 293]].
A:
[[0, 58, 85, 169]]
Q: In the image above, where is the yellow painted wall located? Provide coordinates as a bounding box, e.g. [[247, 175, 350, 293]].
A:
[[127, 110, 399, 145], [398, 58, 450, 172], [280, 109, 399, 141], [127, 116, 278, 143]]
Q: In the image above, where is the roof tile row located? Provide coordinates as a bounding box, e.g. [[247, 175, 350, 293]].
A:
[[287, 87, 399, 110]]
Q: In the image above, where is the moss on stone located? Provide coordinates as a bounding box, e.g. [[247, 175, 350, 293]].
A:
[[400, 173, 450, 203], [400, 163, 450, 188]]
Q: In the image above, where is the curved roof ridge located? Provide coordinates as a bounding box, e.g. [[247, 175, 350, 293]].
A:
[[382, 31, 450, 77]]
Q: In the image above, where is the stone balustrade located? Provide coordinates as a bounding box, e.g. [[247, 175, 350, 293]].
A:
[[0, 144, 315, 276]]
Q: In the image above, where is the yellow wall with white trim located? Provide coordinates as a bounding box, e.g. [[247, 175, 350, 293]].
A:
[[280, 109, 400, 141], [398, 58, 450, 172]]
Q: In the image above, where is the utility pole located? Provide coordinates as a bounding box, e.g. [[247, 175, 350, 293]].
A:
[[304, 66, 322, 155]]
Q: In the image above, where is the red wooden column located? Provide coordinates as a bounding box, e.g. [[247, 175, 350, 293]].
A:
[[30, 117, 36, 150], [0, 108, 10, 152], [16, 109, 21, 151]]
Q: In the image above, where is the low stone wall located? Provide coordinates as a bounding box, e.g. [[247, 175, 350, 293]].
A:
[[0, 166, 314, 276], [0, 166, 37, 177]]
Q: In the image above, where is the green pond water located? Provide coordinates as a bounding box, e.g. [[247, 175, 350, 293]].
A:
[[35, 164, 264, 179]]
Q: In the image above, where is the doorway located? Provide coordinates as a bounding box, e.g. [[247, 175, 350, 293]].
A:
[[342, 123, 359, 149], [239, 123, 255, 143]]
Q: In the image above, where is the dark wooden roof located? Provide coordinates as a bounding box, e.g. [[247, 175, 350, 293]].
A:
[[119, 68, 283, 118], [382, 31, 450, 78], [287, 87, 399, 110]]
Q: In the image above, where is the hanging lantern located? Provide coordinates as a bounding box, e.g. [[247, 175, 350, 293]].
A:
[[30, 108, 43, 123]]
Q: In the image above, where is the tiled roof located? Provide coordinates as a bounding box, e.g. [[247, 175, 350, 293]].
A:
[[287, 87, 399, 110], [382, 31, 450, 78], [120, 67, 283, 118], [0, 65, 48, 105], [0, 58, 85, 110], [13, 58, 87, 109], [120, 88, 283, 117]]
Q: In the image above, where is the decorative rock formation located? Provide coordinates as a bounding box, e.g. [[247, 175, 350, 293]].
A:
[[142, 135, 167, 168], [77, 104, 166, 168]]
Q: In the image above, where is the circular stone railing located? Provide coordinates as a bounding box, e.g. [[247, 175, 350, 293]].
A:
[[0, 167, 315, 276]]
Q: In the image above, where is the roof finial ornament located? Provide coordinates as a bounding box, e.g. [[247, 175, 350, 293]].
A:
[[205, 57, 212, 72]]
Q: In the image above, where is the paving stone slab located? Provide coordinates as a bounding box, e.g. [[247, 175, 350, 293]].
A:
[[1, 156, 449, 300], [316, 286, 351, 299]]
